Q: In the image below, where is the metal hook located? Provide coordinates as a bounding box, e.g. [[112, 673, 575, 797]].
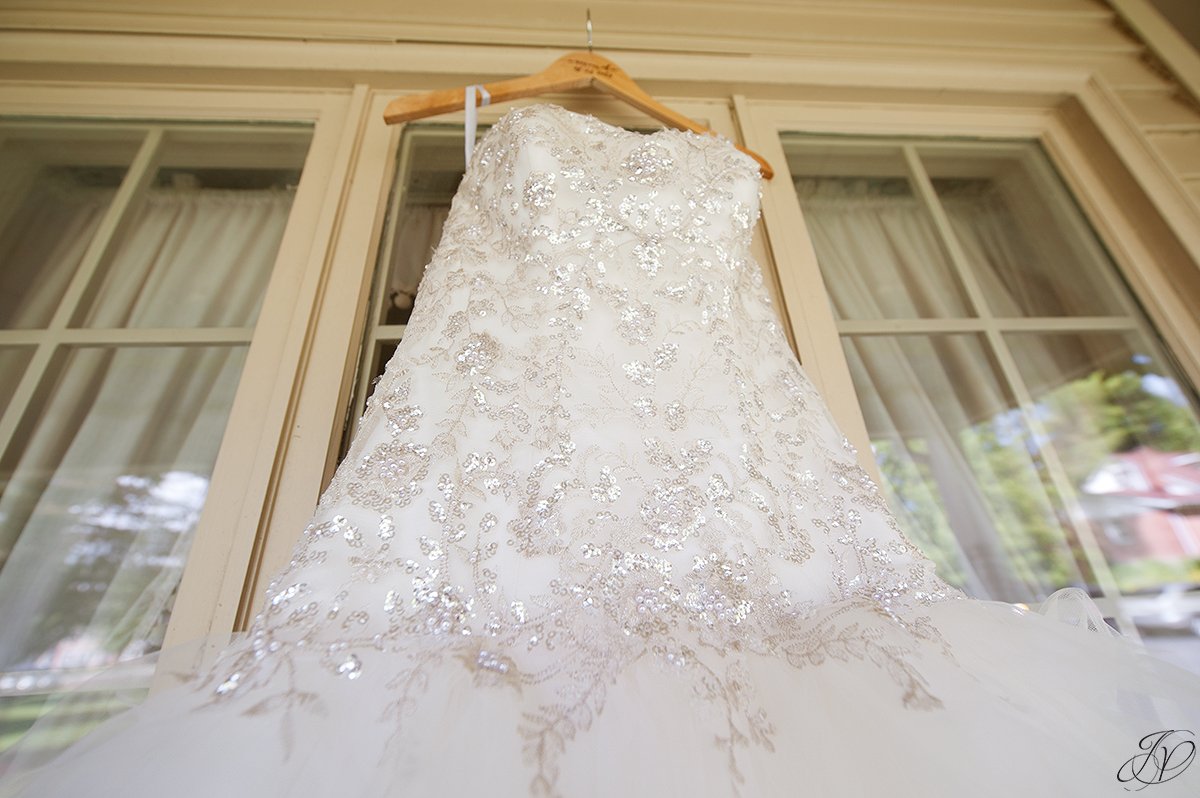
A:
[[586, 9, 593, 52]]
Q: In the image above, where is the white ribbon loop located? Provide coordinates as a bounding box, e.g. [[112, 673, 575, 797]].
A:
[[464, 84, 492, 168]]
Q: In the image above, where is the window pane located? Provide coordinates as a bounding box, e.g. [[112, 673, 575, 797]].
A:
[[0, 128, 140, 329], [844, 333, 1096, 603], [1006, 331, 1200, 670], [0, 121, 314, 754], [0, 345, 249, 678], [783, 138, 974, 319], [375, 129, 463, 327], [786, 131, 1200, 674], [922, 147, 1129, 317], [78, 130, 310, 329]]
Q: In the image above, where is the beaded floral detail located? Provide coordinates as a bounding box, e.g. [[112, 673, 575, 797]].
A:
[[196, 104, 970, 797]]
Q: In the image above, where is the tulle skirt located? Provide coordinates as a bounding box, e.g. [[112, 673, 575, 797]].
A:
[[4, 587, 1199, 797]]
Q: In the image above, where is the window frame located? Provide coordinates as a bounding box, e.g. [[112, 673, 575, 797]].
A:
[[742, 78, 1200, 633], [742, 79, 1200, 473], [0, 83, 369, 658]]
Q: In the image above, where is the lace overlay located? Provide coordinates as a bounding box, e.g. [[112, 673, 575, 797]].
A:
[[200, 105, 971, 795]]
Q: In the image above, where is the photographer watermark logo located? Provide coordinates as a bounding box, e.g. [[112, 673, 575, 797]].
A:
[[1117, 729, 1195, 790]]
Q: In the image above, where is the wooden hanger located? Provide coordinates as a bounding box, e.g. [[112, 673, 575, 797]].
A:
[[382, 50, 774, 180]]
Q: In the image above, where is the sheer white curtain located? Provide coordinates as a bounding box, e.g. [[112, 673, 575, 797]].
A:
[[0, 184, 293, 676], [0, 183, 112, 330], [795, 178, 1090, 602]]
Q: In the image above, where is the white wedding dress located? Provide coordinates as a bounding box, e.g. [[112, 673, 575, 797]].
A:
[[5, 103, 1200, 797]]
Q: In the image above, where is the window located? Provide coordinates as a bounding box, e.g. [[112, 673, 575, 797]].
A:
[[0, 120, 312, 753], [781, 134, 1200, 668]]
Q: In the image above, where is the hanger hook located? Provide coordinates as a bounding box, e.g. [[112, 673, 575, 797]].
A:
[[586, 9, 593, 52]]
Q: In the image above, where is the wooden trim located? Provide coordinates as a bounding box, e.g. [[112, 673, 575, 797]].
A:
[[740, 102, 883, 482], [0, 3, 1129, 57], [836, 318, 1141, 334], [0, 31, 1138, 95], [153, 87, 362, 649], [0, 84, 351, 122], [0, 127, 162, 468], [0, 328, 254, 346], [1058, 78, 1200, 386], [238, 88, 395, 620], [1106, 0, 1200, 106], [1077, 78, 1200, 262]]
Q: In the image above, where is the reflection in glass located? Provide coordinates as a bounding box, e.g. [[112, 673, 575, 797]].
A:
[[784, 139, 973, 319], [371, 341, 400, 385], [0, 344, 247, 750], [783, 132, 1200, 674], [845, 334, 1095, 603], [381, 209, 446, 327], [0, 123, 314, 755], [79, 131, 310, 330], [1007, 333, 1200, 585], [924, 148, 1128, 317], [1006, 331, 1200, 670]]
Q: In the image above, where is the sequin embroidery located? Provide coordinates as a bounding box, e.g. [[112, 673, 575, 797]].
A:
[[198, 104, 969, 798]]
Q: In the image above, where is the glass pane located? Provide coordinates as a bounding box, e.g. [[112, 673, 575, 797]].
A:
[[844, 333, 1097, 603], [922, 146, 1129, 317], [782, 137, 974, 319], [0, 128, 141, 329], [376, 129, 465, 326], [1006, 331, 1200, 672], [0, 344, 247, 691], [0, 350, 32, 417], [79, 129, 311, 329]]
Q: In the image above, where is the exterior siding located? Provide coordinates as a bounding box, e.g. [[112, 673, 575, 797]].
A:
[[1, 1, 1197, 208]]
